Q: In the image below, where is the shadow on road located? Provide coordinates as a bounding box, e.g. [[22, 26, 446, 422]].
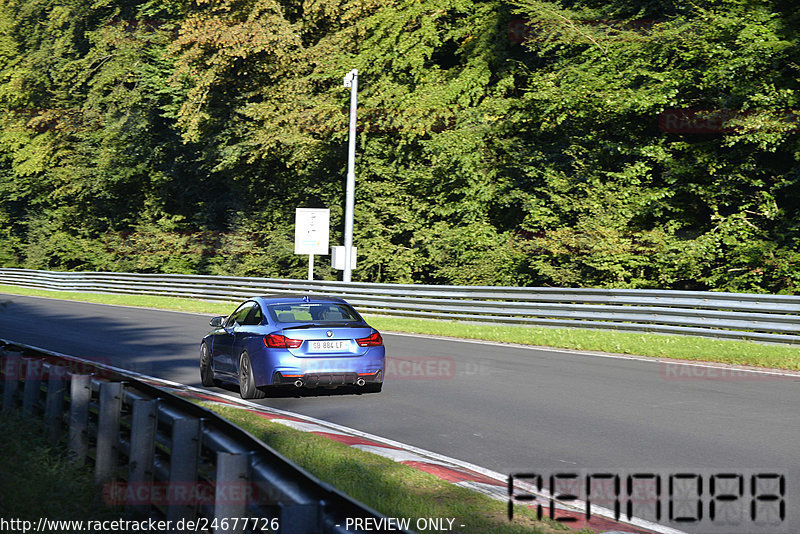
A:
[[212, 380, 379, 399]]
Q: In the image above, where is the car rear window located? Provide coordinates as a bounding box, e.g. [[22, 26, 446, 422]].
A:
[[267, 303, 362, 323]]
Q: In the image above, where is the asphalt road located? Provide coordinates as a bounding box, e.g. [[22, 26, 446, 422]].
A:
[[1, 292, 799, 531]]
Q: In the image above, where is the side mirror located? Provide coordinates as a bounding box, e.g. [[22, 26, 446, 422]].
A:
[[209, 316, 225, 327]]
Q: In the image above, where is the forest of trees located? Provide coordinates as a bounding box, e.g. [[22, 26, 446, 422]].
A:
[[0, 0, 798, 292]]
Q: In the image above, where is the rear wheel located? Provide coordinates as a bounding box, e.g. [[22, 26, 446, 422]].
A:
[[200, 343, 215, 387], [239, 351, 266, 399]]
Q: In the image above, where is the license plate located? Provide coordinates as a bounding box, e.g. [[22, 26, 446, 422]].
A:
[[310, 340, 349, 352]]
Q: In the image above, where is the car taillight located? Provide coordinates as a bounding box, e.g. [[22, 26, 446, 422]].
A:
[[264, 334, 302, 349], [356, 331, 383, 347]]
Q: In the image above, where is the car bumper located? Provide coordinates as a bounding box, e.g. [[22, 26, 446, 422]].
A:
[[254, 347, 385, 387], [273, 370, 383, 387]]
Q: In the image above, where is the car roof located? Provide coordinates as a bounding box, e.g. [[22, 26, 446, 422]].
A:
[[253, 294, 348, 305]]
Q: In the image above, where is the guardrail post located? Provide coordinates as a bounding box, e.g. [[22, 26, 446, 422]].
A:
[[22, 358, 43, 414], [44, 363, 67, 443], [214, 452, 250, 534], [95, 381, 123, 485], [69, 374, 91, 465], [1, 350, 22, 411], [127, 398, 158, 518], [167, 417, 201, 524]]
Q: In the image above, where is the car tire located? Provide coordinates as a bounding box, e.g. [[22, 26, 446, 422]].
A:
[[200, 342, 215, 387], [239, 351, 266, 399]]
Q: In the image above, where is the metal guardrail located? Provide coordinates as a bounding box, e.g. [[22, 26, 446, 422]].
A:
[[1, 268, 800, 344], [0, 340, 400, 534]]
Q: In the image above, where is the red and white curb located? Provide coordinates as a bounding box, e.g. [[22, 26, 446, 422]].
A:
[[174, 387, 685, 534]]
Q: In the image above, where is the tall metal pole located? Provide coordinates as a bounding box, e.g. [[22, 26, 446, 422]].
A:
[[343, 69, 358, 282]]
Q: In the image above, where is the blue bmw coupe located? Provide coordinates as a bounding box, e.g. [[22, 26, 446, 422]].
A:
[[200, 295, 385, 398]]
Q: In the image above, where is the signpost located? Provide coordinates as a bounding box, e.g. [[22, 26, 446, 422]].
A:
[[294, 208, 330, 280], [343, 69, 358, 282]]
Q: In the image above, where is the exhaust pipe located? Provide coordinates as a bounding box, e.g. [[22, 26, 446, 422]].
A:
[[356, 378, 366, 387], [293, 379, 304, 388]]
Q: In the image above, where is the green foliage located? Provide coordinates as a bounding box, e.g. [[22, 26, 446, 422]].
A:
[[0, 0, 797, 292], [507, 0, 800, 291]]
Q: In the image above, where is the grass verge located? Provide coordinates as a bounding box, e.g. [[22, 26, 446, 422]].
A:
[[2, 284, 799, 371], [0, 411, 111, 520], [203, 403, 570, 534], [0, 284, 231, 315]]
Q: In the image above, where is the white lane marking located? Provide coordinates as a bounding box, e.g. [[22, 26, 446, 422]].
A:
[[350, 445, 455, 467], [455, 480, 507, 498], [193, 389, 686, 534], [383, 330, 800, 377]]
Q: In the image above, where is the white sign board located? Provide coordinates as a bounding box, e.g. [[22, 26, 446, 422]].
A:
[[331, 246, 357, 270], [294, 208, 330, 255]]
